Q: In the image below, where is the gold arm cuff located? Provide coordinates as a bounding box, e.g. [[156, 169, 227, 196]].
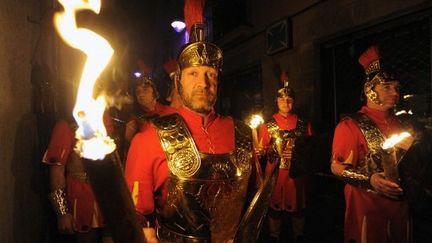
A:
[[340, 168, 372, 189], [279, 158, 291, 169], [48, 188, 70, 216]]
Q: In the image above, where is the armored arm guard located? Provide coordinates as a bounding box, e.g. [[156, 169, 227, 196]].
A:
[[48, 188, 70, 217], [339, 168, 372, 190]]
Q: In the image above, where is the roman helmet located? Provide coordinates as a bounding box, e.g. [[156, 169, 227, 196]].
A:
[[277, 70, 295, 98], [176, 0, 222, 74], [176, 23, 223, 73], [358, 45, 397, 105]]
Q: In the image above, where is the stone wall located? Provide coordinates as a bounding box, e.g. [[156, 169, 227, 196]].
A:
[[0, 1, 49, 242], [222, 0, 429, 126]]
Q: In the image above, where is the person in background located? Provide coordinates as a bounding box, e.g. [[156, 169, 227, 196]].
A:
[[258, 71, 313, 243], [331, 45, 414, 243], [123, 73, 176, 156], [42, 115, 114, 243]]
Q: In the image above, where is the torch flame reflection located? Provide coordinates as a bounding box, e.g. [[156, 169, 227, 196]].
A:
[[54, 0, 115, 160], [249, 114, 264, 150], [382, 132, 411, 150], [249, 114, 264, 129]]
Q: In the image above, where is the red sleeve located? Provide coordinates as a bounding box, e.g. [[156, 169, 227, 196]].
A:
[[332, 119, 367, 167], [42, 120, 74, 165], [124, 127, 169, 215]]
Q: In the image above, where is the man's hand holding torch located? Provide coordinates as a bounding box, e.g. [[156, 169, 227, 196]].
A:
[[370, 132, 413, 200], [249, 114, 264, 157]]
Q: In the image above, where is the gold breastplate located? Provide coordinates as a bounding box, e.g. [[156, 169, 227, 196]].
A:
[[152, 114, 252, 242], [267, 118, 306, 169], [348, 113, 411, 175], [348, 113, 386, 174]]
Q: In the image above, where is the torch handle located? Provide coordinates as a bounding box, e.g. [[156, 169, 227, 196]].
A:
[[252, 128, 259, 149], [382, 150, 400, 185], [82, 153, 145, 243]]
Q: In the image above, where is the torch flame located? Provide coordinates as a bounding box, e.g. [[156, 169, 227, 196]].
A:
[[395, 109, 413, 116], [249, 114, 264, 129], [382, 132, 411, 150], [54, 0, 115, 160]]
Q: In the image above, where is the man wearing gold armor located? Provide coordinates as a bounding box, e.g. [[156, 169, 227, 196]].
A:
[[124, 23, 260, 242], [331, 45, 414, 243], [258, 71, 313, 243]]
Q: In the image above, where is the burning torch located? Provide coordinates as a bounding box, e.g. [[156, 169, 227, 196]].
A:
[[53, 0, 144, 242], [381, 132, 412, 185], [249, 114, 264, 149], [248, 114, 264, 184]]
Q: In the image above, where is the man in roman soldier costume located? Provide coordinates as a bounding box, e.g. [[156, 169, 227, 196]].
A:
[[124, 71, 177, 157], [42, 114, 114, 243], [331, 45, 414, 243], [258, 71, 313, 243], [124, 1, 261, 241]]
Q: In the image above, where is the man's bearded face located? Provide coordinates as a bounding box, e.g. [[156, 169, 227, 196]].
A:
[[177, 66, 218, 114]]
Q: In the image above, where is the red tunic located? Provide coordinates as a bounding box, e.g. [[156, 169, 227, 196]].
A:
[[332, 106, 410, 243], [259, 113, 313, 212], [42, 115, 114, 232], [125, 107, 238, 215]]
